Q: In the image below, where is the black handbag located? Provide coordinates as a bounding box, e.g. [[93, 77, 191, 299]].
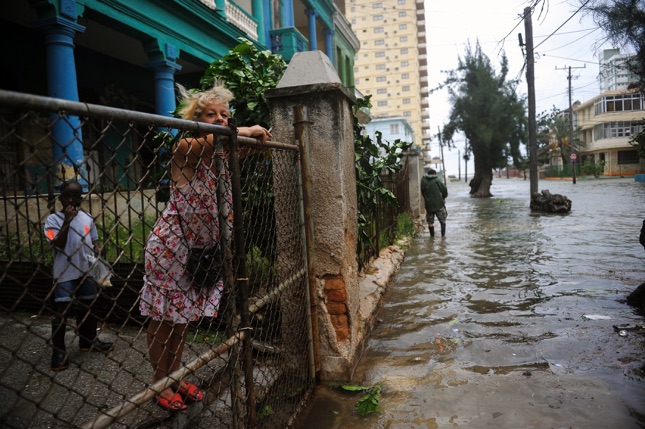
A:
[[179, 218, 224, 288], [186, 246, 223, 288]]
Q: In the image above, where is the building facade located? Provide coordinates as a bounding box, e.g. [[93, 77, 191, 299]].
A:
[[574, 89, 644, 176], [346, 0, 429, 149], [0, 0, 358, 193]]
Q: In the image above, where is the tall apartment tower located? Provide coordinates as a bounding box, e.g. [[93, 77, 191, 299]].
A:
[[346, 0, 429, 148], [599, 48, 639, 92]]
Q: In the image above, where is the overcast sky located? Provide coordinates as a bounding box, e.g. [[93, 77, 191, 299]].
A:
[[424, 0, 616, 178]]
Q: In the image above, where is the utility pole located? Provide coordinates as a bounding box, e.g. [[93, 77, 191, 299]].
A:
[[437, 126, 447, 186], [464, 138, 468, 183], [556, 64, 585, 184], [523, 7, 538, 196], [458, 149, 461, 180]]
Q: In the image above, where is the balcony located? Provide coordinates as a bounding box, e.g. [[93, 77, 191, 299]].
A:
[[270, 27, 309, 62]]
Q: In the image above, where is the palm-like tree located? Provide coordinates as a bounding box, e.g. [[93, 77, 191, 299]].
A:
[[548, 115, 571, 166], [547, 114, 586, 166]]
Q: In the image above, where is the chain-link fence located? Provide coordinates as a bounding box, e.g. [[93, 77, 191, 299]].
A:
[[0, 90, 314, 428]]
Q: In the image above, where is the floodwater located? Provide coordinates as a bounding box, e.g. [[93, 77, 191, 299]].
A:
[[296, 177, 645, 429]]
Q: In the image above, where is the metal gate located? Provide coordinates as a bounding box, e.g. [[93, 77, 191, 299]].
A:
[[0, 90, 314, 428]]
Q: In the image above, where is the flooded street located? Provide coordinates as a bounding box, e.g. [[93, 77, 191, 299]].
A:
[[297, 177, 645, 429]]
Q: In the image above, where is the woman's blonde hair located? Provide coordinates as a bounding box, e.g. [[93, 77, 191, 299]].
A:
[[176, 80, 234, 120]]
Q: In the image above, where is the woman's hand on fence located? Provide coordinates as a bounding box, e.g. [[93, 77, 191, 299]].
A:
[[238, 125, 272, 143]]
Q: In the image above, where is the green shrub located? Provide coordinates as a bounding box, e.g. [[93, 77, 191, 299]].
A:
[[395, 211, 415, 239]]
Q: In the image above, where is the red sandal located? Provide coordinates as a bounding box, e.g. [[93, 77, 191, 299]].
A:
[[178, 382, 204, 402], [156, 393, 188, 411]]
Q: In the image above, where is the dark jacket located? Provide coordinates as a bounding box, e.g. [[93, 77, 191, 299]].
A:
[[640, 219, 645, 249], [420, 173, 448, 213]]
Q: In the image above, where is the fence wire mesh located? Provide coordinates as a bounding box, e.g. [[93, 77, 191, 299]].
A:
[[0, 91, 314, 428]]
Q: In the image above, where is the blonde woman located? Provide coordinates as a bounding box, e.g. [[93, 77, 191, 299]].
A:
[[140, 82, 271, 411]]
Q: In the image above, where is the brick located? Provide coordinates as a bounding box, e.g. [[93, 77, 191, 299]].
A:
[[324, 276, 346, 291], [326, 288, 347, 302], [330, 314, 349, 341], [326, 302, 347, 315]]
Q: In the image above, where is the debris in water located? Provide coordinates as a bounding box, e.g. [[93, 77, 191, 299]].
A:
[[582, 314, 611, 320]]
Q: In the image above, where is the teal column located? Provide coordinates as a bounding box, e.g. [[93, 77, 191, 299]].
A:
[[324, 28, 334, 62], [253, 0, 265, 45], [305, 8, 317, 51], [35, 17, 88, 188]]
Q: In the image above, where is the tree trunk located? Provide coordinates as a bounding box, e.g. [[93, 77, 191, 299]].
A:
[[469, 157, 493, 197]]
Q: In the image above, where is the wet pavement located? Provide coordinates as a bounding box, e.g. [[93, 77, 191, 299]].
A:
[[295, 177, 645, 429]]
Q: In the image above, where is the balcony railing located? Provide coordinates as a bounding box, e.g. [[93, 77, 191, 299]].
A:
[[198, 0, 258, 41]]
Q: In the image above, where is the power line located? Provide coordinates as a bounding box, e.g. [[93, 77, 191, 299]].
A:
[[534, 0, 593, 51]]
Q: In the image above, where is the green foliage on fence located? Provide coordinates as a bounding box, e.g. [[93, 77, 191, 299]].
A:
[[354, 96, 413, 267], [395, 211, 416, 240], [199, 38, 288, 129]]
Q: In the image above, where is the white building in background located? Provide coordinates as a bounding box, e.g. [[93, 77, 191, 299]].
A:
[[364, 116, 415, 153], [599, 48, 639, 92]]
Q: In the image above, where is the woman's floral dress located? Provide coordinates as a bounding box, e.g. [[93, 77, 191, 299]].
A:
[[140, 161, 231, 324]]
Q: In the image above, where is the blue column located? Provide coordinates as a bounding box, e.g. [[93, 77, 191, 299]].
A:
[[325, 28, 334, 62], [305, 8, 318, 51], [37, 18, 87, 188], [281, 0, 294, 27], [144, 42, 182, 121], [146, 60, 181, 119]]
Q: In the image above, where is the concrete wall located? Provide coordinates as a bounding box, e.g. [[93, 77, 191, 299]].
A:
[[268, 51, 367, 381]]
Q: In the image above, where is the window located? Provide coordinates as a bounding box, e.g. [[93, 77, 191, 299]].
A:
[[373, 15, 383, 21], [375, 52, 385, 58], [402, 73, 410, 79], [375, 39, 385, 45], [400, 36, 408, 42], [403, 98, 411, 104], [373, 2, 383, 7], [390, 124, 400, 134], [378, 101, 388, 107], [376, 64, 386, 70], [400, 48, 408, 54], [376, 76, 387, 82], [398, 0, 405, 3], [403, 111, 411, 117], [594, 93, 644, 114], [402, 85, 410, 91], [401, 61, 409, 67], [594, 121, 644, 140], [377, 88, 387, 94], [399, 24, 407, 30], [354, 67, 359, 73], [617, 150, 639, 164], [374, 27, 384, 33], [398, 11, 406, 16], [351, 19, 356, 24]]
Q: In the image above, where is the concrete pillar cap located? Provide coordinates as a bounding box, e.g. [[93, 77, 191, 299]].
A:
[[277, 51, 341, 88]]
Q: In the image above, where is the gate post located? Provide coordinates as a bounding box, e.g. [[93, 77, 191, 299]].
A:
[[267, 51, 361, 381]]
